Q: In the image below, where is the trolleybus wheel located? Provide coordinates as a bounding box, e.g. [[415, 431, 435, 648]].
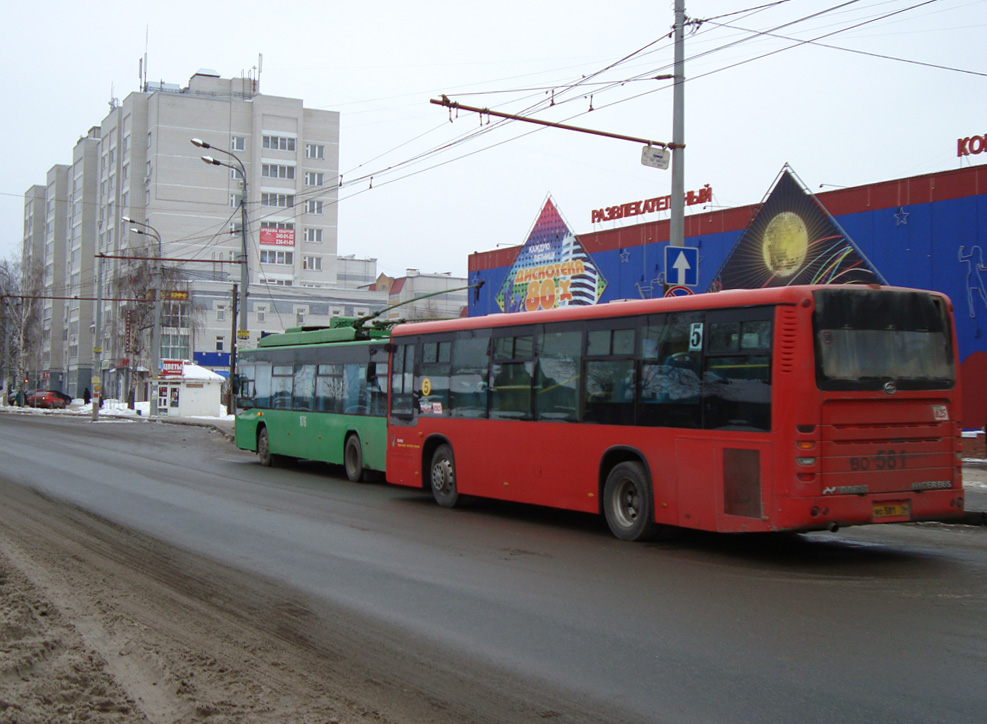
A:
[[603, 462, 661, 541], [430, 444, 459, 508], [257, 427, 276, 467], [344, 433, 364, 482]]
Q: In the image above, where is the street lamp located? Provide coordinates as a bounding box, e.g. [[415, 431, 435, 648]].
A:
[[191, 138, 249, 403], [122, 216, 163, 416]]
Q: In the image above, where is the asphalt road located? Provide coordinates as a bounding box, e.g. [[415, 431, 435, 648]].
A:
[[2, 412, 986, 724]]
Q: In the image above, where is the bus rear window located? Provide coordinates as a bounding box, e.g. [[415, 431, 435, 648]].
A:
[[813, 288, 954, 391]]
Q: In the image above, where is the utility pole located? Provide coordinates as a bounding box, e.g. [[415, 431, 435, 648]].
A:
[[92, 253, 103, 422], [228, 284, 238, 414], [670, 0, 686, 248]]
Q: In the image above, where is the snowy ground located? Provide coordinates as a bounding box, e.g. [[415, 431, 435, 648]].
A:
[[1, 397, 234, 422]]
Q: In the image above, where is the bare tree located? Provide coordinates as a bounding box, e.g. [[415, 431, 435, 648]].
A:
[[110, 248, 193, 405], [0, 258, 22, 396], [17, 256, 44, 393]]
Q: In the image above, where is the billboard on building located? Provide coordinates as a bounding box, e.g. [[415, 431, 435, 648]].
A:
[[496, 198, 607, 313], [710, 167, 885, 291]]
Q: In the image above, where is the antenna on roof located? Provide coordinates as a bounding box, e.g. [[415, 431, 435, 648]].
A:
[[142, 26, 149, 91]]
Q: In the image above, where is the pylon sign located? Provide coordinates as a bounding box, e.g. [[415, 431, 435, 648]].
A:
[[665, 245, 699, 287]]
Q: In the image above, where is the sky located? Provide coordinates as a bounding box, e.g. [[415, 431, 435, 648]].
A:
[[1, 0, 983, 280]]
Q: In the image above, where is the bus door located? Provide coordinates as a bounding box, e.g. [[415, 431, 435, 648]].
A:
[[674, 311, 775, 532]]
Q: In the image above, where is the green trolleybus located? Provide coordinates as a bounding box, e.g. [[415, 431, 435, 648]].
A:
[[234, 322, 389, 481]]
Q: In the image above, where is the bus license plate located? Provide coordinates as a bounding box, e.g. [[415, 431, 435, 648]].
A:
[[872, 501, 911, 521]]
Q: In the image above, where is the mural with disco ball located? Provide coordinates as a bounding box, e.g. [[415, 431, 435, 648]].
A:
[[709, 167, 885, 291]]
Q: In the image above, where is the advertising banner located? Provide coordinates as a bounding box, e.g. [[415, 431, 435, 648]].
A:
[[496, 198, 607, 313]]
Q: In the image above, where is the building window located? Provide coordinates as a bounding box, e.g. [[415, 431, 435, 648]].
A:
[[216, 336, 224, 352], [303, 227, 323, 243], [261, 278, 293, 286], [161, 301, 189, 329], [261, 193, 294, 208], [262, 164, 295, 180], [305, 199, 323, 215], [217, 305, 225, 321], [230, 167, 244, 180], [296, 310, 305, 325], [262, 135, 296, 151], [231, 136, 246, 151], [303, 255, 322, 271], [305, 144, 325, 159], [260, 250, 294, 265], [256, 307, 266, 323], [260, 221, 295, 231], [161, 333, 190, 360], [305, 172, 324, 187]]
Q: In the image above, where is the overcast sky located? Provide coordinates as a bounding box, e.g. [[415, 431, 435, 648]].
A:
[[1, 0, 982, 279]]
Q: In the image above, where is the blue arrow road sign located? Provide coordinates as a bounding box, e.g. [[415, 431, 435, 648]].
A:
[[665, 246, 699, 287]]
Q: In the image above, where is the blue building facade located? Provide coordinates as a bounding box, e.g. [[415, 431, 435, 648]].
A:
[[468, 165, 987, 428]]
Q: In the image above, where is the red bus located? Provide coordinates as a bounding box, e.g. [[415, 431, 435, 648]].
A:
[[385, 285, 965, 539]]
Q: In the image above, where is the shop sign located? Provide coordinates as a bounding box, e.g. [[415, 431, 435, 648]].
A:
[[161, 359, 184, 377], [591, 185, 712, 224]]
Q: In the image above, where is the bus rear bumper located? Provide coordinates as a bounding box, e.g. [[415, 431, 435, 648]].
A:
[[773, 488, 966, 532]]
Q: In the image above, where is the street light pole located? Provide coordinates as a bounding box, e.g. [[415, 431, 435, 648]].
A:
[[190, 138, 249, 348], [122, 216, 162, 416]]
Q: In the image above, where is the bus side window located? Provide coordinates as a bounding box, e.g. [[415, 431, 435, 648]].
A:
[[316, 364, 343, 413], [535, 329, 580, 422], [368, 361, 388, 416], [253, 362, 272, 408], [293, 364, 315, 411], [343, 363, 369, 414], [638, 315, 702, 428], [450, 332, 490, 418], [490, 332, 537, 420], [271, 364, 293, 410], [419, 340, 452, 416], [703, 317, 772, 431], [583, 325, 636, 426]]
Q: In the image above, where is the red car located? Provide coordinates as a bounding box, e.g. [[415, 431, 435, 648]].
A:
[[25, 390, 71, 409]]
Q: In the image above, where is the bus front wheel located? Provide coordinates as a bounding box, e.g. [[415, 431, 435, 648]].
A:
[[604, 462, 661, 541], [430, 444, 459, 508], [257, 427, 276, 467], [344, 434, 364, 482]]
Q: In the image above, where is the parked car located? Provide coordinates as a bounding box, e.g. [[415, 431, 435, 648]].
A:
[[25, 390, 72, 409]]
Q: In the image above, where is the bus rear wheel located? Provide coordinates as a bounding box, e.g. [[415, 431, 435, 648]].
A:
[[604, 462, 661, 541], [344, 434, 364, 482], [430, 444, 459, 508]]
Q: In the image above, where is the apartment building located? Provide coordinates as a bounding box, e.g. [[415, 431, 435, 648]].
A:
[[23, 70, 386, 402]]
